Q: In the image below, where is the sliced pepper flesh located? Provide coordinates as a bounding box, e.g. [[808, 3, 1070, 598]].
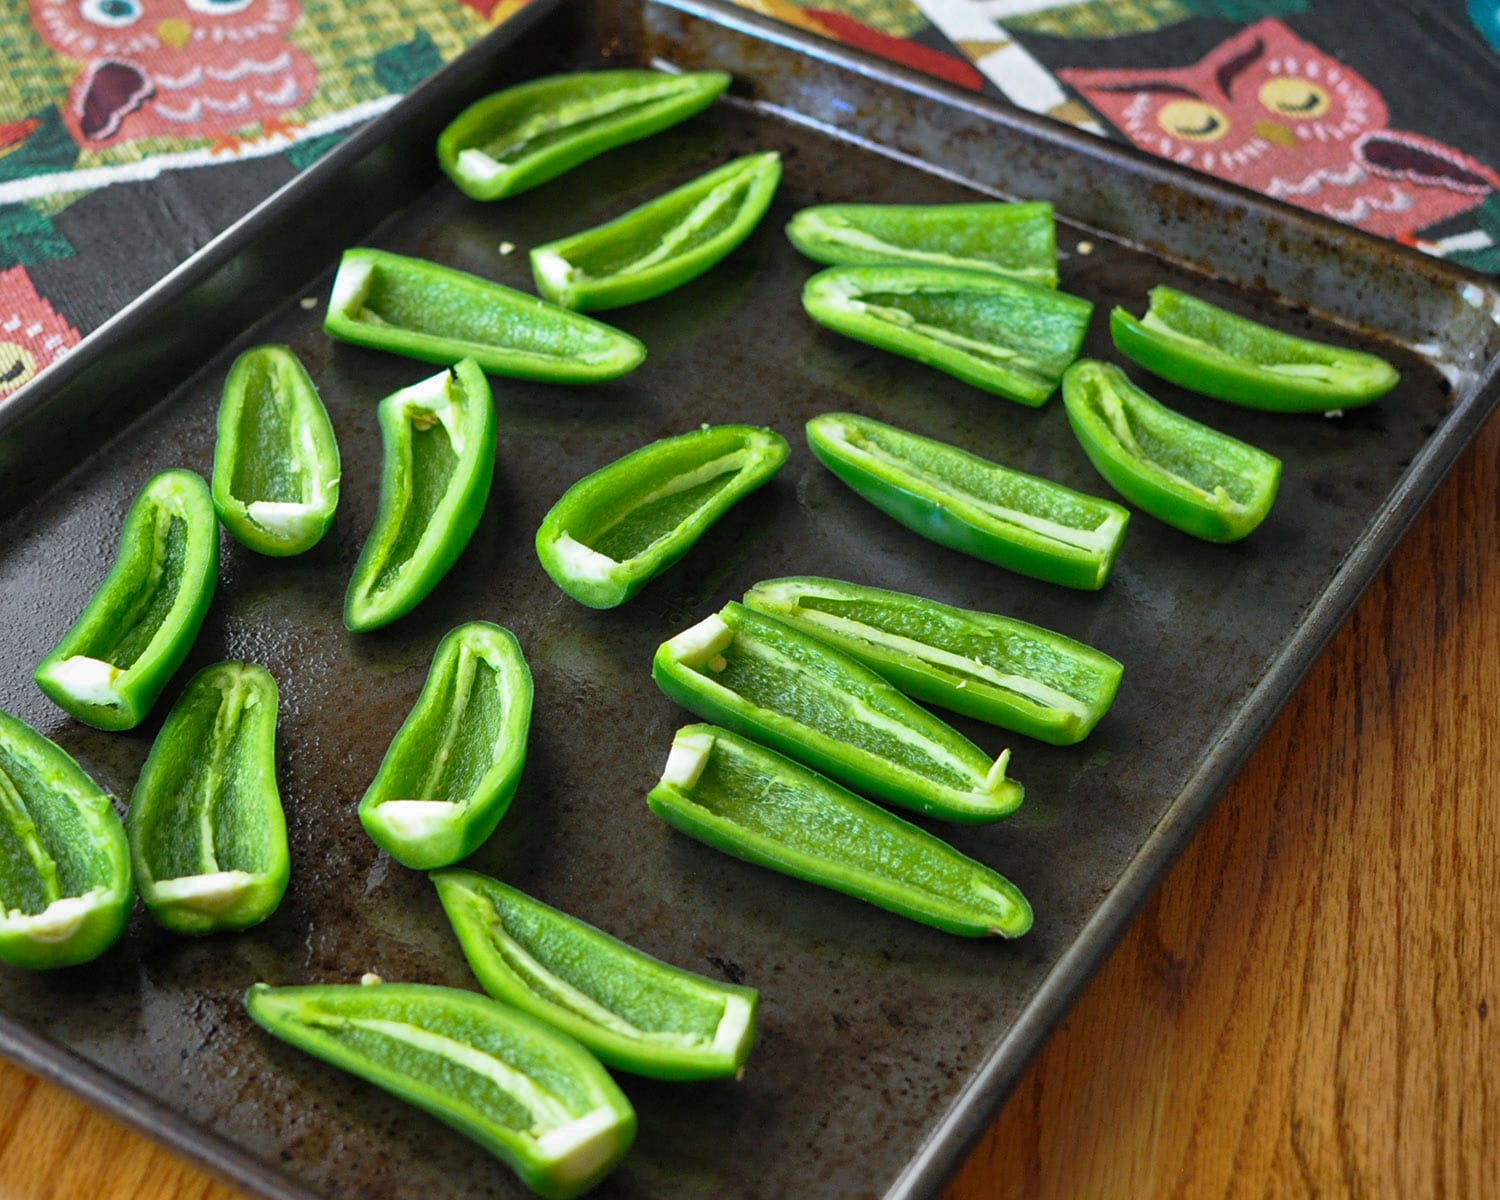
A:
[[245, 980, 637, 1200], [743, 576, 1122, 746], [437, 69, 730, 201], [126, 661, 288, 935], [0, 708, 132, 969], [785, 201, 1058, 288], [536, 424, 789, 610], [360, 622, 533, 870], [648, 725, 1032, 938], [212, 344, 341, 557], [1063, 359, 1282, 543], [345, 359, 496, 632], [324, 248, 645, 384], [433, 867, 758, 1081], [532, 151, 782, 311], [34, 468, 219, 731], [806, 412, 1129, 591], [802, 263, 1092, 406], [1110, 286, 1399, 412], [653, 602, 1022, 823]]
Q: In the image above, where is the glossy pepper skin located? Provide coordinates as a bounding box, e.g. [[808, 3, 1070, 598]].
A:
[[743, 576, 1122, 746], [344, 360, 495, 632], [806, 412, 1129, 591], [433, 868, 759, 1081], [649, 725, 1032, 938], [212, 344, 340, 557], [245, 981, 637, 1200], [0, 709, 133, 969], [324, 248, 645, 384], [653, 602, 1022, 823], [126, 662, 288, 936], [535, 424, 789, 610], [360, 623, 532, 870], [34, 469, 218, 731], [1063, 360, 1282, 542], [437, 69, 730, 201], [1110, 286, 1399, 412], [532, 152, 782, 312], [801, 263, 1092, 406]]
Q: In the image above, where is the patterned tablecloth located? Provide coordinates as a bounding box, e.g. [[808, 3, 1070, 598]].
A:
[[1, 0, 1497, 404]]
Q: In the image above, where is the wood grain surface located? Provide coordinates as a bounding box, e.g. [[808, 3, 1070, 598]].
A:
[[1, 415, 1495, 1199]]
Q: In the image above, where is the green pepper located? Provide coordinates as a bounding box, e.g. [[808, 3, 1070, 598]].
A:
[[1110, 286, 1399, 412], [1062, 360, 1282, 543], [324, 249, 645, 384], [211, 344, 340, 557], [432, 868, 758, 1081], [34, 469, 218, 731], [0, 709, 132, 969], [360, 623, 532, 870], [125, 662, 288, 935], [649, 725, 1031, 938], [785, 200, 1058, 288], [806, 412, 1129, 591], [345, 359, 496, 633], [653, 602, 1021, 823], [801, 264, 1091, 406], [437, 69, 730, 202], [742, 576, 1122, 746], [535, 424, 789, 610], [245, 980, 636, 1200]]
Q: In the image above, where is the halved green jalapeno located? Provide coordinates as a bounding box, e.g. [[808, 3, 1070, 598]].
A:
[[649, 725, 1032, 938], [535, 424, 789, 610], [1062, 360, 1282, 542], [0, 709, 132, 969], [433, 868, 758, 1081], [126, 661, 288, 935], [743, 576, 1122, 746], [360, 623, 532, 870], [806, 412, 1129, 591], [245, 980, 637, 1200], [34, 469, 218, 731], [653, 602, 1021, 823], [1110, 286, 1399, 412], [345, 359, 495, 633]]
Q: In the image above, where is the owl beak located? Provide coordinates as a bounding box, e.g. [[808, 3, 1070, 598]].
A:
[[1253, 120, 1297, 149], [157, 19, 193, 51]]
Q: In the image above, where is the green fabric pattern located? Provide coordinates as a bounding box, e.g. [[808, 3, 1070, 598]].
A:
[[0, 202, 72, 270], [1005, 0, 1195, 39]]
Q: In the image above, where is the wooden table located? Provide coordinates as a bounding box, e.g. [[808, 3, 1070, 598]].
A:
[[1, 416, 1494, 1198]]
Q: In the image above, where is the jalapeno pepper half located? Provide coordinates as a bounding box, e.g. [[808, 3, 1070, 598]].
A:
[[212, 344, 340, 557], [1062, 360, 1282, 543], [653, 602, 1021, 823], [536, 424, 789, 610], [649, 725, 1032, 938], [345, 360, 495, 633], [743, 576, 1122, 746], [245, 981, 637, 1200], [801, 264, 1091, 406], [360, 623, 533, 870], [0, 709, 133, 969], [34, 468, 218, 731], [806, 412, 1129, 591], [126, 661, 288, 935], [786, 201, 1058, 288], [437, 69, 730, 202], [1110, 286, 1399, 412], [433, 868, 758, 1081], [325, 249, 645, 384]]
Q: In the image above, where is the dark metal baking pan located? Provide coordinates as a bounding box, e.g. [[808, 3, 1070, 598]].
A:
[[1, 2, 1497, 1198]]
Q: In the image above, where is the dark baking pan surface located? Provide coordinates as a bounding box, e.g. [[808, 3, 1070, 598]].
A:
[[1, 3, 1497, 1199]]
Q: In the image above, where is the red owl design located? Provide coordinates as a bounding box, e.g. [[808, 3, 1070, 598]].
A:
[[30, 0, 318, 149], [1060, 20, 1500, 242], [0, 267, 81, 402]]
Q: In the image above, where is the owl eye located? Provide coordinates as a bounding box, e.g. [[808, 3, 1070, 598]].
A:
[[184, 0, 255, 11], [1157, 100, 1229, 143], [80, 0, 143, 27], [1259, 78, 1331, 118], [0, 343, 39, 397]]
